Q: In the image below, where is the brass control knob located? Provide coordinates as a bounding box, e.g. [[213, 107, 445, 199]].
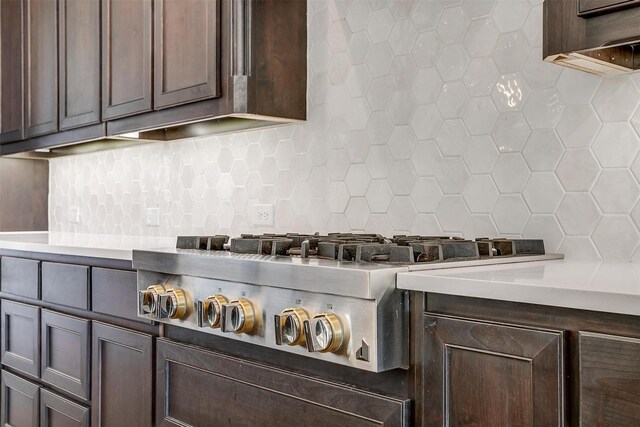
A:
[[303, 313, 345, 353], [138, 284, 166, 317], [220, 298, 256, 334], [158, 288, 188, 319], [195, 295, 228, 328], [274, 307, 308, 346]]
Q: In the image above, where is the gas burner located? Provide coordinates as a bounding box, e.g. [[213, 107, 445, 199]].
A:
[[175, 233, 546, 265]]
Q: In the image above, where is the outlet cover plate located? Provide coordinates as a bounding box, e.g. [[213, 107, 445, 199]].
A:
[[252, 204, 274, 226], [146, 208, 160, 227]]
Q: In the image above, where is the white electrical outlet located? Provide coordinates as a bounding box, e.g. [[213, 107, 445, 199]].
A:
[[252, 204, 274, 226], [68, 207, 81, 224], [146, 208, 160, 227]]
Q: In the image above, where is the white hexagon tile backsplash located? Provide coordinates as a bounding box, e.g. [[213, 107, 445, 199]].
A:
[[50, 0, 640, 261]]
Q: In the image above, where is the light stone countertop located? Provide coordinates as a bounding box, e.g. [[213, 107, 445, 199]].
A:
[[0, 232, 175, 261], [397, 259, 640, 316]]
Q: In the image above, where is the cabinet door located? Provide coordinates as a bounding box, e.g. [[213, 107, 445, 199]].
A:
[[25, 0, 58, 138], [153, 0, 220, 109], [423, 314, 565, 427], [1, 300, 40, 379], [1, 370, 40, 427], [91, 322, 153, 427], [102, 0, 152, 120], [58, 0, 100, 130], [0, 0, 24, 143], [578, 0, 640, 16], [41, 263, 90, 310], [41, 310, 91, 401], [579, 331, 640, 426], [40, 388, 90, 427], [157, 338, 410, 427], [1, 257, 40, 300]]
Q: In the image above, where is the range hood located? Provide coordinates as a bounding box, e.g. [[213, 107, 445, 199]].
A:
[[544, 0, 640, 76]]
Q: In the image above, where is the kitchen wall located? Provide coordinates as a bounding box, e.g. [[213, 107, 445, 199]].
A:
[[50, 0, 640, 260]]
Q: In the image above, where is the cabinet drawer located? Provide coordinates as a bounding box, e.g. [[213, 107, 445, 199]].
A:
[[579, 331, 640, 426], [1, 300, 40, 378], [1, 370, 40, 426], [42, 262, 90, 310], [156, 338, 410, 427], [92, 268, 146, 323], [1, 257, 40, 299], [41, 310, 90, 401], [41, 388, 90, 427]]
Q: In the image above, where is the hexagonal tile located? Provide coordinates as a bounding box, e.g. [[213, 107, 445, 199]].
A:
[[556, 105, 601, 149], [522, 129, 564, 171], [328, 53, 351, 85], [367, 111, 394, 145], [346, 97, 371, 130], [345, 64, 371, 98], [411, 0, 443, 31], [492, 153, 530, 193], [437, 6, 469, 45], [364, 214, 395, 236], [463, 17, 499, 58], [463, 135, 499, 174], [412, 67, 443, 105], [522, 172, 564, 213], [436, 119, 471, 157], [555, 68, 601, 105], [389, 91, 417, 125], [388, 54, 418, 91], [462, 96, 499, 135], [327, 0, 351, 21], [462, 0, 497, 19], [632, 104, 640, 137], [435, 156, 470, 194], [346, 130, 372, 163], [307, 167, 331, 198], [389, 19, 418, 55], [275, 170, 295, 198], [592, 216, 640, 259], [522, 88, 565, 129], [367, 8, 394, 44], [412, 140, 442, 177], [230, 160, 249, 186], [366, 42, 395, 78], [345, 197, 370, 229], [411, 31, 442, 68], [463, 57, 499, 97], [555, 149, 600, 191], [410, 177, 442, 213], [366, 145, 394, 178], [462, 175, 499, 213], [347, 32, 372, 65], [492, 194, 531, 234], [388, 160, 417, 195], [522, 48, 561, 89], [411, 104, 443, 140], [491, 73, 529, 112], [389, 125, 418, 160], [558, 237, 600, 260], [592, 123, 640, 168], [309, 41, 332, 74], [366, 180, 394, 213], [493, 0, 530, 32], [327, 20, 351, 53], [326, 182, 350, 213], [555, 193, 601, 235], [493, 31, 530, 73], [437, 81, 469, 119], [462, 215, 499, 238], [388, 196, 417, 230], [366, 76, 394, 111], [592, 77, 640, 122], [345, 164, 371, 196], [310, 9, 330, 43], [436, 195, 470, 232], [631, 200, 640, 230], [326, 149, 350, 181], [436, 44, 469, 82], [346, 0, 371, 32], [592, 170, 639, 213], [410, 213, 443, 234], [492, 112, 531, 153], [521, 4, 542, 48], [523, 215, 564, 252], [326, 214, 350, 232]]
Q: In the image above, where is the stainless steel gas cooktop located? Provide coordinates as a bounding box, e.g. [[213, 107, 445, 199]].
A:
[[133, 233, 563, 372]]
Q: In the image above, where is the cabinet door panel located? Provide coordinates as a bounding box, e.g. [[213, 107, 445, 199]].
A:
[[59, 0, 101, 129], [579, 331, 640, 426], [1, 370, 40, 427], [40, 388, 90, 427], [41, 310, 91, 401], [25, 0, 58, 138], [0, 0, 24, 143], [423, 314, 565, 427], [92, 268, 149, 323], [102, 0, 152, 119], [41, 262, 90, 310], [157, 338, 409, 427], [1, 300, 40, 379], [1, 257, 40, 299], [154, 0, 220, 109], [578, 0, 640, 16], [91, 322, 153, 427]]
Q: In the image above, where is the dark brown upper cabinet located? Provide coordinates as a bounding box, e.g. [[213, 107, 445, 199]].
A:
[[578, 0, 640, 16], [154, 0, 220, 109], [59, 0, 101, 130], [0, 0, 25, 143], [25, 0, 58, 138], [101, 0, 153, 120]]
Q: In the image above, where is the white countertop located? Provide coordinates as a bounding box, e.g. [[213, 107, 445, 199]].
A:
[[397, 259, 640, 316], [0, 232, 175, 261]]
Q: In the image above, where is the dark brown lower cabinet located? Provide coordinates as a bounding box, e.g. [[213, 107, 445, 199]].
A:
[[1, 300, 40, 379], [422, 314, 565, 427], [156, 338, 410, 427], [91, 322, 153, 427], [579, 331, 640, 426], [1, 370, 40, 426], [40, 389, 89, 427]]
